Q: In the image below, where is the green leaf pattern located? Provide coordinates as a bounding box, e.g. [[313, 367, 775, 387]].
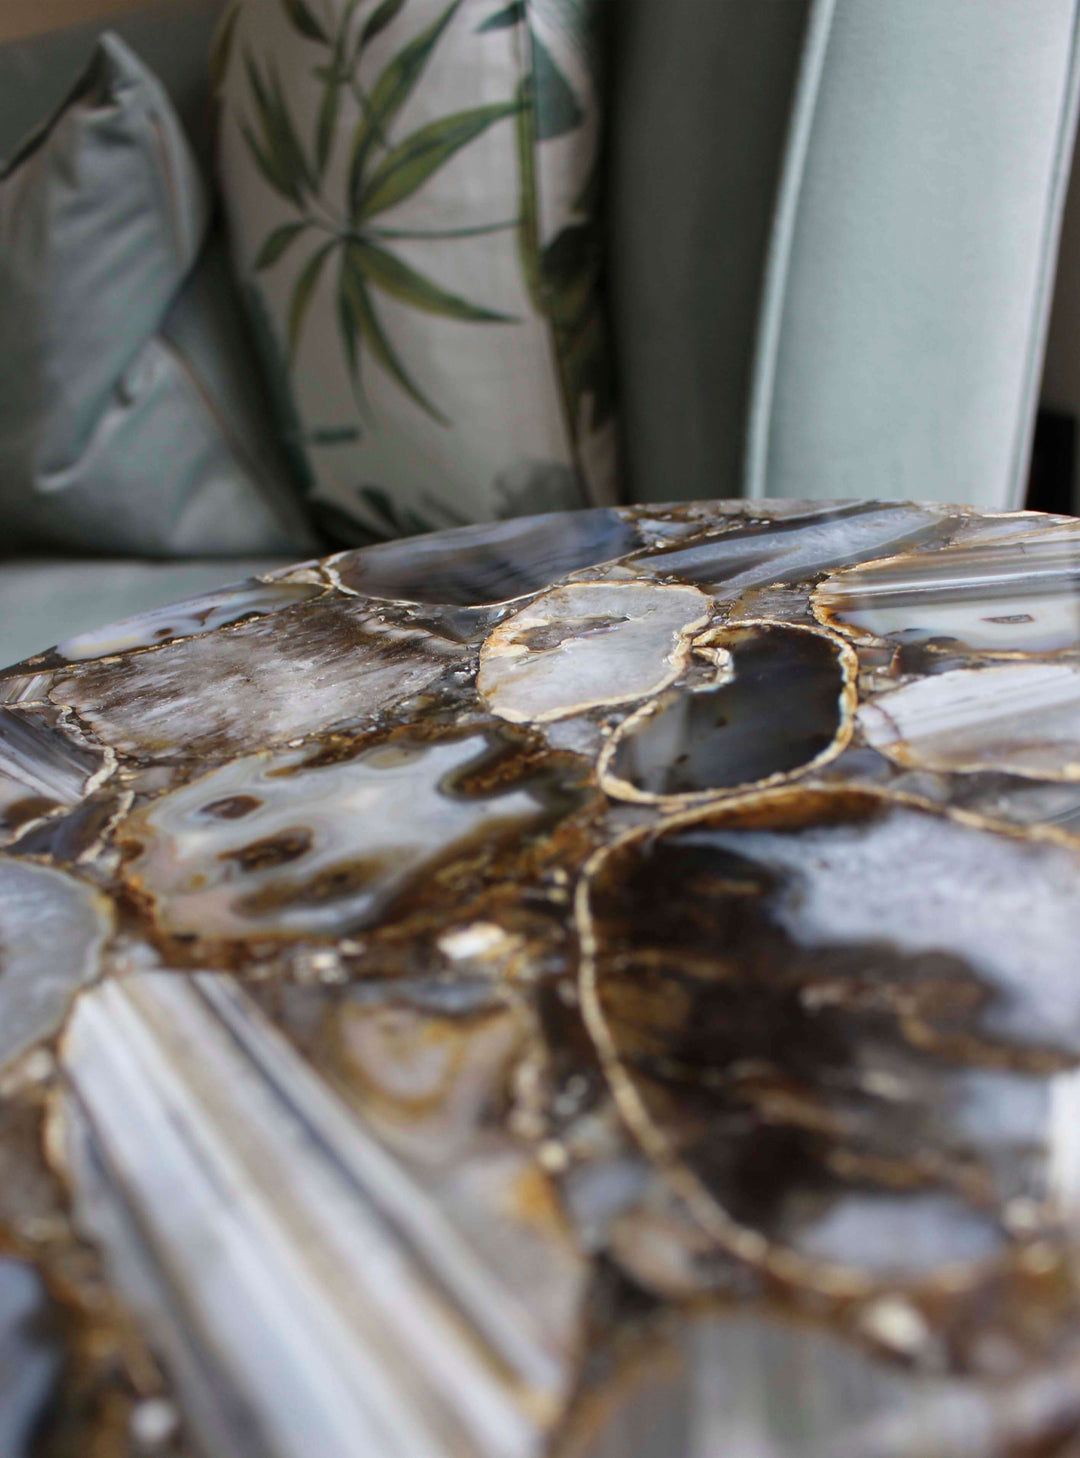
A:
[[236, 0, 521, 420], [226, 0, 615, 528]]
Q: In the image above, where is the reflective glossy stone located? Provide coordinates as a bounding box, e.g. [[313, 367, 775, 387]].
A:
[[50, 598, 464, 759], [632, 503, 950, 597], [54, 577, 323, 662], [479, 582, 710, 722], [61, 973, 585, 1458], [0, 856, 112, 1068], [0, 1257, 62, 1458], [566, 1312, 1080, 1458], [601, 622, 855, 801], [814, 523, 1080, 652], [330, 510, 641, 606], [859, 661, 1080, 779], [582, 787, 1080, 1297], [123, 729, 580, 941], [0, 706, 107, 841], [5, 501, 1080, 1457]]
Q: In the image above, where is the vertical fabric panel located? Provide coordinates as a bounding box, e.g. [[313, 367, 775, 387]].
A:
[[760, 0, 1080, 509], [608, 0, 811, 504], [609, 0, 1080, 512]]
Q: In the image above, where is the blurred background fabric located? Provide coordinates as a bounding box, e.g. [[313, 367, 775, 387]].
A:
[[3, 0, 1080, 665]]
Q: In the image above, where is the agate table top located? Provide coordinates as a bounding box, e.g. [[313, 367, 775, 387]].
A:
[[5, 500, 1080, 1457]]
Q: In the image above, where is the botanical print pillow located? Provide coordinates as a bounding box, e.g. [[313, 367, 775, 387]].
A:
[[214, 0, 617, 543]]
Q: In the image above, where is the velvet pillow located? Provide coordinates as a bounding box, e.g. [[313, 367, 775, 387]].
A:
[[214, 0, 617, 542], [0, 33, 318, 557]]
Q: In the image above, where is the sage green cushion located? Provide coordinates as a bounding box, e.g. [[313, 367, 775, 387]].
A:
[[0, 33, 318, 557], [611, 0, 1080, 511]]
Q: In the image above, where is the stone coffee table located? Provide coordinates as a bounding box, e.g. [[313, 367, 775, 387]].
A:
[[5, 500, 1080, 1457]]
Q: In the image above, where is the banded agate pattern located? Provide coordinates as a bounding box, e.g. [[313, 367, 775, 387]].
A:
[[4, 502, 1080, 1457]]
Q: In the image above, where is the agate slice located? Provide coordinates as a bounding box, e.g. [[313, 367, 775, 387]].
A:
[[478, 582, 710, 722], [8, 500, 1080, 1458], [123, 730, 573, 940], [54, 577, 322, 662], [581, 786, 1080, 1302], [859, 661, 1080, 779], [567, 1312, 1080, 1458], [0, 707, 108, 841], [60, 973, 584, 1458], [814, 523, 1080, 652], [600, 622, 856, 803], [51, 599, 464, 759], [0, 1259, 62, 1458], [330, 510, 640, 606], [0, 673, 52, 706], [0, 857, 112, 1068], [630, 502, 950, 598]]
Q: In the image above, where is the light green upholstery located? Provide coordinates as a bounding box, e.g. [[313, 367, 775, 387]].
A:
[[611, 0, 1080, 511]]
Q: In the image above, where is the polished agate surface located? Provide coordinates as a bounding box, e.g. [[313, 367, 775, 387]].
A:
[[8, 501, 1080, 1456]]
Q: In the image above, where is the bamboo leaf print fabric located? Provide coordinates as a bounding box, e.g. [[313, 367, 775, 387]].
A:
[[215, 0, 617, 542]]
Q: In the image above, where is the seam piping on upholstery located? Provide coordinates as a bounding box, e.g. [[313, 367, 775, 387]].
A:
[[1007, 0, 1080, 509], [742, 0, 837, 502]]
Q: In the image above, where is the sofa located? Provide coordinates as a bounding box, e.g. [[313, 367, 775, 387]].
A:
[[2, 0, 1080, 667]]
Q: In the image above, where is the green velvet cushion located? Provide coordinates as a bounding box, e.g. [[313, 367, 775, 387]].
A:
[[0, 33, 319, 557]]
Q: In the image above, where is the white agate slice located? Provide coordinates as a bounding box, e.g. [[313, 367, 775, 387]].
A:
[[125, 734, 551, 938], [0, 857, 111, 1068], [55, 579, 321, 662], [814, 522, 1080, 652], [859, 662, 1080, 778], [60, 973, 584, 1458], [478, 582, 711, 723]]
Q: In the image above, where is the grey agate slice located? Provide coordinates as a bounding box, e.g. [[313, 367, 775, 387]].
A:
[[568, 1312, 1080, 1458], [631, 502, 950, 598], [858, 661, 1080, 779], [0, 855, 112, 1067], [600, 622, 855, 801], [60, 973, 585, 1458], [54, 577, 321, 663], [582, 787, 1080, 1292], [122, 730, 574, 940], [50, 599, 465, 759], [814, 521, 1080, 652], [0, 705, 107, 841], [329, 510, 641, 606]]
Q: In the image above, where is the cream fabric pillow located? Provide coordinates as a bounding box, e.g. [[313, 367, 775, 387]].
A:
[[215, 0, 617, 541]]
